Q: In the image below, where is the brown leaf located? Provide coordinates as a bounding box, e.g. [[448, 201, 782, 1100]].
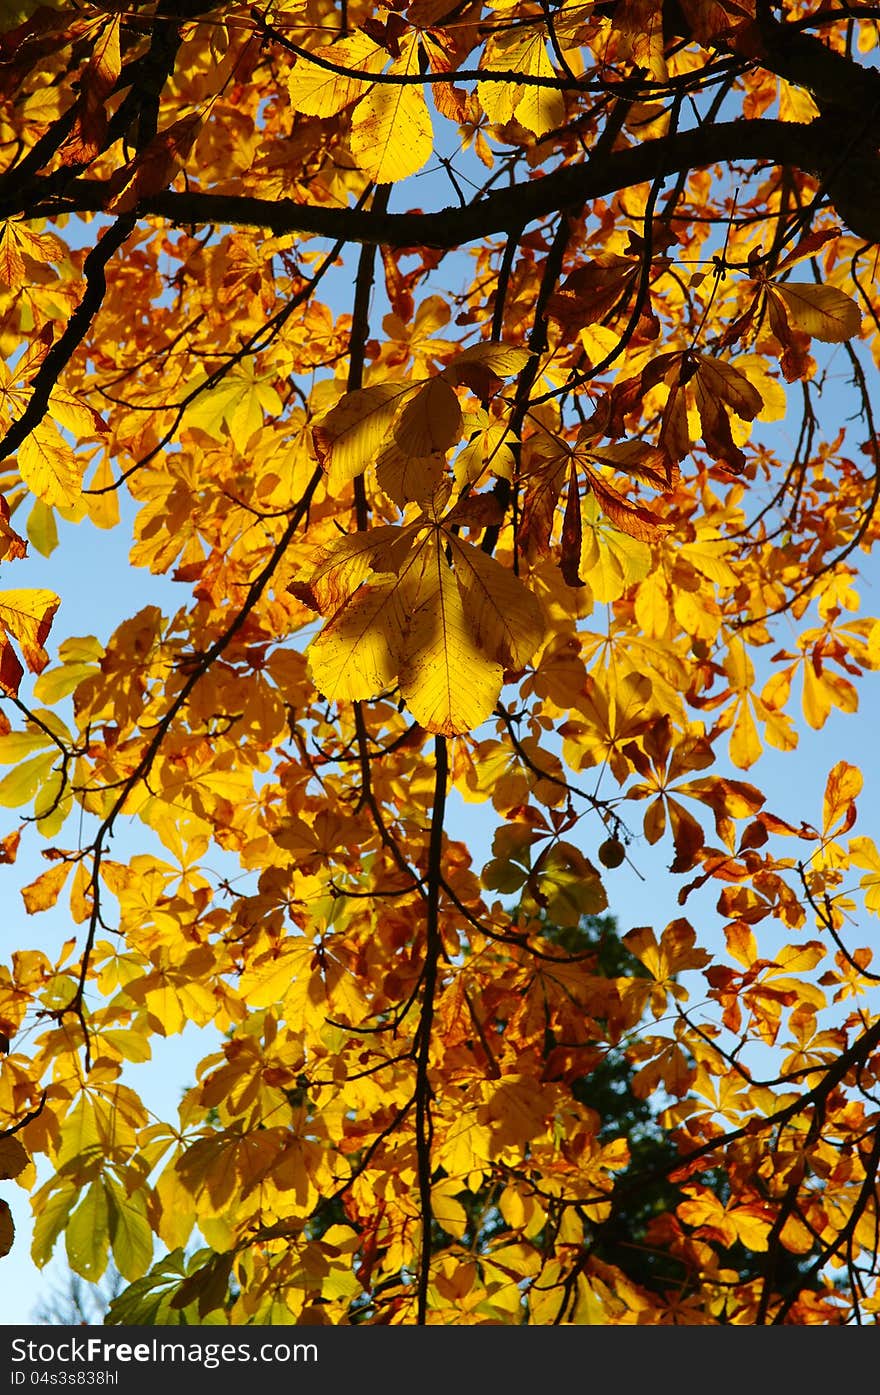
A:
[[561, 461, 585, 587], [0, 1135, 28, 1180]]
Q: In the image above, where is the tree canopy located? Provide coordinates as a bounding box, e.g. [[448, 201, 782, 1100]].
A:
[[2, 0, 880, 1326]]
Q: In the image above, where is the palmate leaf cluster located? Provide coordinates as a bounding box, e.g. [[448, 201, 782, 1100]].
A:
[[2, 0, 880, 1327]]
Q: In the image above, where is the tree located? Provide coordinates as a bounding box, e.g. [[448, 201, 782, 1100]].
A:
[[0, 0, 880, 1327], [38, 913, 832, 1325], [33, 1261, 126, 1326]]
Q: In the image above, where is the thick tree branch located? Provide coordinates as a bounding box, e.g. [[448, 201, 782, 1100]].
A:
[[18, 115, 880, 247]]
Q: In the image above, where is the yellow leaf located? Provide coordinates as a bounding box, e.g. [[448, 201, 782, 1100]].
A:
[[779, 1212, 816, 1254], [287, 33, 384, 116], [350, 41, 433, 184], [26, 499, 59, 558], [778, 78, 820, 123], [49, 387, 104, 441], [431, 1179, 469, 1239], [486, 1076, 549, 1149], [393, 377, 462, 456], [580, 496, 652, 602], [693, 354, 763, 421], [302, 525, 405, 613], [511, 33, 566, 136], [773, 283, 862, 343], [801, 659, 832, 730], [184, 364, 283, 443], [91, 13, 121, 90], [848, 835, 880, 915], [312, 382, 412, 484], [479, 30, 565, 135], [33, 640, 102, 704], [0, 750, 56, 807], [530, 842, 608, 925], [0, 225, 24, 289], [436, 1109, 492, 1184], [376, 443, 447, 506], [735, 354, 787, 422], [18, 421, 83, 507], [31, 1179, 78, 1269], [84, 455, 120, 531], [399, 548, 502, 734], [724, 921, 757, 967], [21, 861, 71, 914], [307, 578, 407, 705], [677, 539, 738, 589], [449, 536, 547, 669], [445, 343, 531, 385], [729, 697, 762, 771], [238, 940, 317, 1012], [634, 571, 670, 637], [730, 1205, 773, 1252], [69, 859, 93, 925], [106, 1179, 153, 1281]]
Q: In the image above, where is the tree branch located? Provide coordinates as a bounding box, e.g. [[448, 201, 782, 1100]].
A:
[[17, 115, 880, 248]]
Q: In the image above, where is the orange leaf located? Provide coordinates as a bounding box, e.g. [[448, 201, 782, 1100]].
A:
[[772, 283, 862, 343], [0, 589, 60, 675], [106, 114, 202, 213], [21, 861, 71, 914], [822, 760, 862, 837]]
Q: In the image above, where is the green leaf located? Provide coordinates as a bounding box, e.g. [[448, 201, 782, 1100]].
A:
[[529, 843, 608, 927], [105, 1250, 203, 1326], [481, 857, 529, 895], [31, 1180, 78, 1269], [26, 499, 59, 558], [33, 660, 100, 704], [65, 1179, 110, 1281], [106, 1179, 154, 1281], [169, 1250, 234, 1318]]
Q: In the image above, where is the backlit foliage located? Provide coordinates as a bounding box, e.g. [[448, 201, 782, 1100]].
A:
[[2, 0, 880, 1325]]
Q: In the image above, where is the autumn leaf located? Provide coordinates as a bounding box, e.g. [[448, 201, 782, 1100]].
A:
[[18, 421, 83, 507], [768, 283, 862, 343], [184, 363, 283, 444], [350, 35, 433, 182], [479, 27, 565, 136], [822, 760, 862, 837], [398, 545, 503, 734], [5, 0, 880, 1334], [21, 860, 70, 914], [306, 492, 546, 733], [0, 588, 59, 672], [307, 576, 408, 706], [0, 588, 59, 696], [106, 113, 202, 213], [0, 1199, 13, 1259], [60, 13, 120, 164], [287, 32, 385, 116], [392, 376, 462, 456], [312, 382, 414, 485], [0, 1135, 29, 1179]]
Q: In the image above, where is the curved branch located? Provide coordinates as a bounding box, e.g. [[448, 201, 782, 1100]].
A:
[[17, 115, 880, 249]]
